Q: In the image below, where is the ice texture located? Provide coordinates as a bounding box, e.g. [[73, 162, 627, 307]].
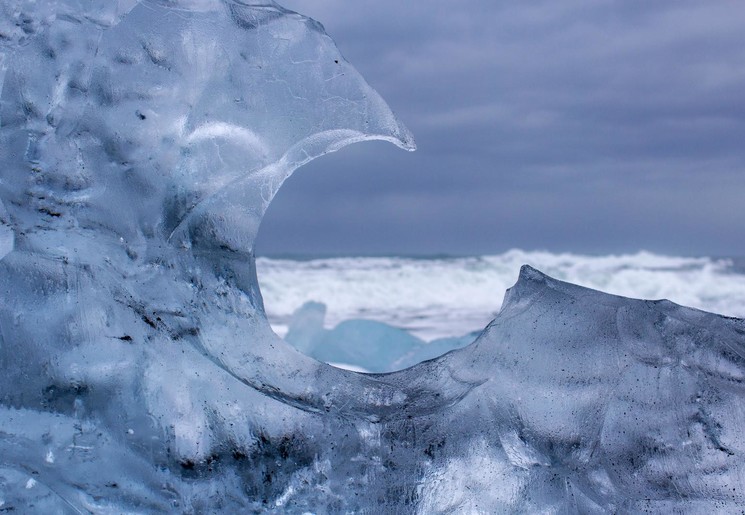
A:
[[1, 1, 744, 513], [285, 301, 476, 372]]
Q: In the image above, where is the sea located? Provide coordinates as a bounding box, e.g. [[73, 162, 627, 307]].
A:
[[256, 249, 745, 342]]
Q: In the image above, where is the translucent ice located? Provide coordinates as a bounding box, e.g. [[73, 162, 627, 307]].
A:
[[285, 301, 475, 372], [0, 1, 744, 512]]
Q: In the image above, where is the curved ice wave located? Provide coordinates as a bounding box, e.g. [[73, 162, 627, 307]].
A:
[[0, 1, 743, 513]]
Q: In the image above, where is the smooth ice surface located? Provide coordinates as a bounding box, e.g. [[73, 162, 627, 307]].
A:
[[1, 1, 744, 513]]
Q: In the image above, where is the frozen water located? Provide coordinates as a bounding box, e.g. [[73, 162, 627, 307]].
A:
[[0, 0, 744, 512], [285, 300, 475, 372]]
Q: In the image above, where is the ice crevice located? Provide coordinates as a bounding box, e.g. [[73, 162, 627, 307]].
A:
[[0, 1, 743, 512]]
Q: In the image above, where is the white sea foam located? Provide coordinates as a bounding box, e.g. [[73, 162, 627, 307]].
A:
[[257, 250, 745, 340]]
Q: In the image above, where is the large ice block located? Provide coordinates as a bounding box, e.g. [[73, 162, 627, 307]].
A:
[[0, 1, 743, 512]]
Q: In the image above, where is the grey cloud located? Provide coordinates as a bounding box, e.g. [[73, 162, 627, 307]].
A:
[[258, 0, 745, 256]]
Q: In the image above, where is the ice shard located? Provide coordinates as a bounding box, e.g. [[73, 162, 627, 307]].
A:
[[0, 1, 743, 512]]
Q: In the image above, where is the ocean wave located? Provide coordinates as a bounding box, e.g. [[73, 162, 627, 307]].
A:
[[257, 249, 745, 340]]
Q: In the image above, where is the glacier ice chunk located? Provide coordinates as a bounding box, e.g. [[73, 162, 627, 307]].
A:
[[0, 0, 743, 512], [285, 300, 475, 372]]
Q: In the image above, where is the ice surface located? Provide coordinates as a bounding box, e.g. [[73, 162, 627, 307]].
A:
[[1, 1, 744, 512], [285, 300, 475, 372]]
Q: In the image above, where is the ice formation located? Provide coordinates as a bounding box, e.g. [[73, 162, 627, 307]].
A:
[[285, 301, 476, 373], [0, 0, 744, 512]]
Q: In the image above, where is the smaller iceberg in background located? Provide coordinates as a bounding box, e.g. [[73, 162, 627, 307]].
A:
[[285, 301, 477, 372]]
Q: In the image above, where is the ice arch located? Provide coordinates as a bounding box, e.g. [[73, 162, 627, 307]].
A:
[[0, 1, 743, 512], [254, 145, 481, 374]]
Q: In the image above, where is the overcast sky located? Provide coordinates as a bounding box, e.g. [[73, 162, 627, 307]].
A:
[[256, 0, 745, 257]]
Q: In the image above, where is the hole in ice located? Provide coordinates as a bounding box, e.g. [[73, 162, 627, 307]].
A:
[[256, 149, 745, 374], [254, 144, 486, 373]]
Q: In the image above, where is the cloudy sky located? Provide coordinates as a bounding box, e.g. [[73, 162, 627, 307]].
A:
[[256, 0, 745, 257]]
